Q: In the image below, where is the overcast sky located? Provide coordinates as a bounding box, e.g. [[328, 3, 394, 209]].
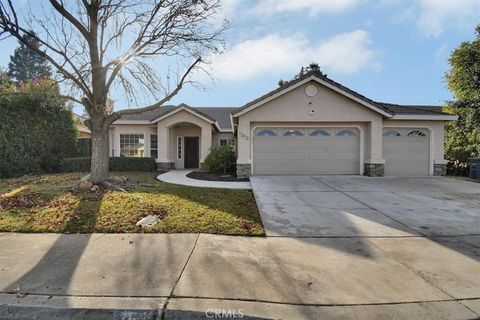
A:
[[1, 0, 480, 114]]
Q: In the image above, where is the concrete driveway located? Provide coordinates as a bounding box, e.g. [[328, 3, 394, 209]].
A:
[[251, 175, 480, 237]]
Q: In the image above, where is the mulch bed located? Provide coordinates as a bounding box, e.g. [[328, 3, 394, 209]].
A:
[[187, 171, 249, 182]]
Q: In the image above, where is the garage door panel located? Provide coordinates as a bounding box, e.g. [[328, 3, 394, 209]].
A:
[[253, 127, 360, 175], [282, 153, 306, 160], [306, 152, 334, 161], [383, 127, 430, 176]]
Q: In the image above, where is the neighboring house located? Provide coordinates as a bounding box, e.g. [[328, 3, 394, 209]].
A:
[[109, 71, 456, 177], [74, 113, 92, 157]]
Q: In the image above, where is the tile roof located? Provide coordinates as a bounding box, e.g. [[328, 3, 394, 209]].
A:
[[376, 102, 446, 115], [118, 104, 236, 131]]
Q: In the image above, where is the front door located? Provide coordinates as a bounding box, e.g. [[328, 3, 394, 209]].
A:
[[184, 136, 199, 169]]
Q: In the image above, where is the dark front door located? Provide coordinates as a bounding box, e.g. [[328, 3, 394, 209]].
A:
[[184, 136, 199, 169]]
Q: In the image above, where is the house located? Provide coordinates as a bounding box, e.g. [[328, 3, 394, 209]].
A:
[[73, 113, 92, 157], [109, 71, 456, 177]]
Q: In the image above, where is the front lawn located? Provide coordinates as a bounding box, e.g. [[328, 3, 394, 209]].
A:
[[0, 172, 263, 235]]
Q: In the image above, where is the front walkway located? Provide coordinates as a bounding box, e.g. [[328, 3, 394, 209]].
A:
[[157, 170, 252, 190]]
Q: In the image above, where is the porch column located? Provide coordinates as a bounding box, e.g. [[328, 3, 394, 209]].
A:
[[364, 120, 385, 177], [200, 126, 212, 166], [157, 123, 173, 169]]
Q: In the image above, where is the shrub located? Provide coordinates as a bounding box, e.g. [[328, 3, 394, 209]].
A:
[[204, 145, 236, 174], [109, 157, 156, 172], [0, 78, 77, 178], [60, 157, 156, 173], [60, 157, 91, 172]]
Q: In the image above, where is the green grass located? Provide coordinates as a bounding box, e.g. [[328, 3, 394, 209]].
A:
[[0, 172, 264, 236]]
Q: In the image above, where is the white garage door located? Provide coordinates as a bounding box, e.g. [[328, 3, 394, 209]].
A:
[[383, 128, 430, 176], [253, 127, 360, 175]]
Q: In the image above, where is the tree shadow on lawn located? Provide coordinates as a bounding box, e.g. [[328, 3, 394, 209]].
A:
[[3, 191, 104, 296]]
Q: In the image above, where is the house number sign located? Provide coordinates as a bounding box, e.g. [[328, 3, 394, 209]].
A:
[[239, 131, 249, 141]]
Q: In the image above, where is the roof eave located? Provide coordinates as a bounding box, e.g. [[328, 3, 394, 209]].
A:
[[390, 114, 458, 121], [150, 105, 216, 124]]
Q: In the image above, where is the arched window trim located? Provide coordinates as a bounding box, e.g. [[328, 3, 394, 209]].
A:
[[336, 129, 357, 137], [407, 130, 427, 137], [282, 129, 304, 137], [383, 130, 401, 137], [256, 129, 277, 137], [309, 129, 331, 137]]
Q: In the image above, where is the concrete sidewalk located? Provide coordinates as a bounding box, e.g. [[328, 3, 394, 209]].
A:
[[1, 232, 479, 319]]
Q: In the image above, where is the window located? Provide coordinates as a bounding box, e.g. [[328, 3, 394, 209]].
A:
[[220, 139, 235, 146], [120, 134, 144, 157], [309, 129, 330, 137], [383, 130, 401, 137], [177, 136, 182, 159], [283, 129, 304, 136], [407, 130, 427, 137], [256, 129, 277, 137], [150, 135, 158, 159], [336, 129, 357, 137]]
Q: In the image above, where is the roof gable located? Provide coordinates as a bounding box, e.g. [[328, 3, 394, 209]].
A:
[[232, 71, 393, 118]]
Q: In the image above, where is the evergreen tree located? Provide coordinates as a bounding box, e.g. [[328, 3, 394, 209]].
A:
[[444, 25, 480, 173], [7, 33, 51, 83]]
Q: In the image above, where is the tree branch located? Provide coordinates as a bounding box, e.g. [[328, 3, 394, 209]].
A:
[[113, 57, 202, 117], [49, 0, 91, 43]]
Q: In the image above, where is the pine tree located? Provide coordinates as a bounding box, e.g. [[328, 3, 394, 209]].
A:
[[8, 33, 52, 83]]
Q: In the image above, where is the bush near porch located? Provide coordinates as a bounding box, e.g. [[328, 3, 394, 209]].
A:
[[0, 172, 263, 236], [204, 145, 237, 174]]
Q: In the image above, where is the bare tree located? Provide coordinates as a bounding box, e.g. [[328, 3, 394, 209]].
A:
[[0, 0, 228, 183]]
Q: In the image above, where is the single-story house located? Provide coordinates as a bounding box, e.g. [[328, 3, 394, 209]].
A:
[[109, 70, 457, 177], [74, 113, 93, 157]]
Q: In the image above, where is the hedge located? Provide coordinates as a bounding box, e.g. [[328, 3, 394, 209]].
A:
[[0, 79, 77, 178], [60, 157, 157, 173]]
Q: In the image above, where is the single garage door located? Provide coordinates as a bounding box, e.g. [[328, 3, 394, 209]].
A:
[[253, 127, 360, 175], [383, 128, 430, 176]]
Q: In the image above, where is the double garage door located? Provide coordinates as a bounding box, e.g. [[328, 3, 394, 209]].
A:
[[252, 126, 431, 176], [253, 127, 360, 175]]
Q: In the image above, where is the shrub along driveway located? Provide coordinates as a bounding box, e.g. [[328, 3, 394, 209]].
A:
[[0, 172, 263, 235]]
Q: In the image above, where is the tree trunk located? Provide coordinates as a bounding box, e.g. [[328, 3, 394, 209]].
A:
[[89, 126, 110, 183]]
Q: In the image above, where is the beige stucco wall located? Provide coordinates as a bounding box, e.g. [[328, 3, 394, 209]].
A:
[[236, 80, 384, 165], [109, 110, 235, 168], [110, 124, 156, 157], [382, 119, 446, 164], [155, 110, 213, 164]]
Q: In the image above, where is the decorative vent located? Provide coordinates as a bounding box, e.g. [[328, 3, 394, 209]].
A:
[[305, 85, 318, 97]]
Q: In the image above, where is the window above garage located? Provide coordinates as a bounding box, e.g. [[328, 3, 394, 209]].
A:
[[407, 130, 427, 137], [336, 129, 357, 137], [283, 129, 304, 136], [309, 129, 331, 137], [383, 130, 401, 137], [256, 129, 277, 137]]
